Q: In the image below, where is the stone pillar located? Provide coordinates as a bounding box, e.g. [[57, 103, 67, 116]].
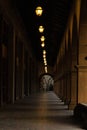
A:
[[69, 70, 78, 109], [78, 66, 87, 103], [61, 78, 64, 100], [22, 44, 24, 98], [0, 13, 3, 105], [66, 72, 71, 104], [27, 55, 30, 96], [69, 31, 78, 109], [78, 25, 87, 104], [19, 42, 24, 98], [66, 33, 72, 105], [8, 29, 15, 104], [63, 76, 67, 102], [78, 0, 87, 104]]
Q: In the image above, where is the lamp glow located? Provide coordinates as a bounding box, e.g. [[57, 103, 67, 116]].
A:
[[45, 66, 48, 73], [43, 50, 46, 55], [44, 62, 47, 66], [41, 42, 45, 47], [40, 36, 45, 42], [39, 26, 44, 33], [43, 57, 46, 61], [43, 54, 46, 58], [35, 6, 43, 16]]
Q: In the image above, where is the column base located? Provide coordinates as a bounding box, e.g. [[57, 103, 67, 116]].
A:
[[69, 102, 76, 110]]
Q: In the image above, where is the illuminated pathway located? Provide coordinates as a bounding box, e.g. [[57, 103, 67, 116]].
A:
[[0, 92, 83, 130]]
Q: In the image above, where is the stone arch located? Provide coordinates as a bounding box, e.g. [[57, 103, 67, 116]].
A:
[[39, 73, 54, 91]]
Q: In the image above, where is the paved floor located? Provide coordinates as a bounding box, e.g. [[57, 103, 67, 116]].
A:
[[0, 91, 84, 130]]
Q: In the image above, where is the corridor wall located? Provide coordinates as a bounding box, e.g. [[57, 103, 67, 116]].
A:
[[0, 0, 39, 106], [53, 0, 87, 110]]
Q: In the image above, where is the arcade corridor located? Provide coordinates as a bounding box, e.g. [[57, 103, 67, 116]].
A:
[[0, 0, 87, 129], [0, 91, 82, 130]]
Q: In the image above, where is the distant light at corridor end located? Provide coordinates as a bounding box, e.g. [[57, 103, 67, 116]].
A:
[[35, 6, 43, 16]]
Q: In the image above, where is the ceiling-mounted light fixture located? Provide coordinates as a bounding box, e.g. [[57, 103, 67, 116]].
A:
[[41, 42, 45, 47], [43, 57, 46, 62], [44, 59, 47, 64], [44, 62, 47, 66], [45, 66, 48, 73], [39, 26, 44, 33], [43, 54, 46, 58], [40, 36, 45, 42], [35, 6, 43, 16], [43, 50, 46, 55]]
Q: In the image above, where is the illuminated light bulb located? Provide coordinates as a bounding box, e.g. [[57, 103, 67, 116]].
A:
[[35, 6, 43, 16], [43, 54, 46, 58], [44, 58, 46, 61], [39, 26, 44, 33], [43, 50, 46, 55], [40, 36, 45, 42], [41, 42, 45, 47], [44, 60, 47, 64], [45, 66, 48, 73], [44, 62, 47, 66]]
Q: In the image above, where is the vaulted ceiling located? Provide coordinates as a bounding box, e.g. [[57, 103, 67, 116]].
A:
[[12, 0, 73, 66]]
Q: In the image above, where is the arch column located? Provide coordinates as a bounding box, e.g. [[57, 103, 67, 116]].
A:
[[69, 15, 78, 109], [65, 31, 71, 105], [77, 0, 87, 104]]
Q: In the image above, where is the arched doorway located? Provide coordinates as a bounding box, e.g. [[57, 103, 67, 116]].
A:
[[40, 74, 54, 91]]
